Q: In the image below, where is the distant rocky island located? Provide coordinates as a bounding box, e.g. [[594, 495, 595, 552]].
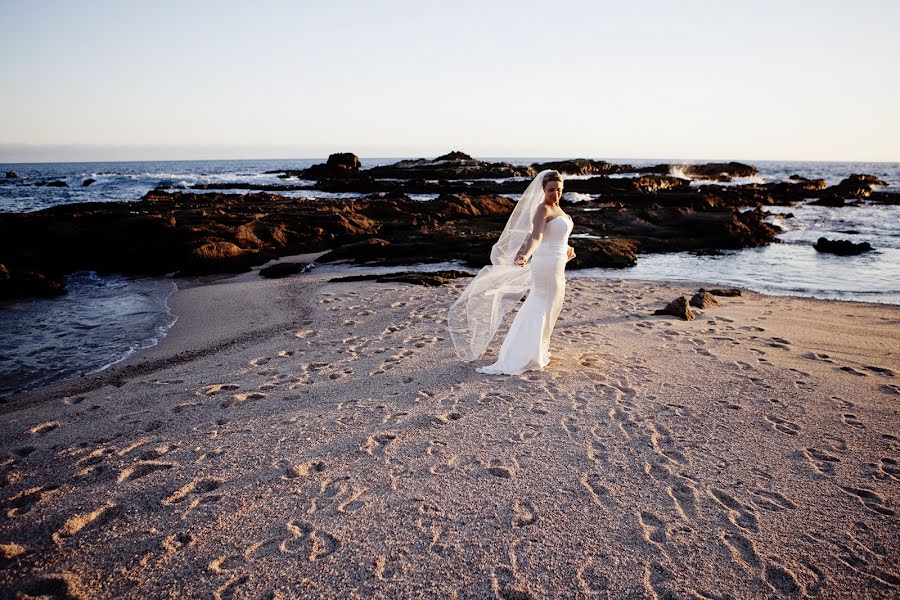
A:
[[1, 151, 896, 301]]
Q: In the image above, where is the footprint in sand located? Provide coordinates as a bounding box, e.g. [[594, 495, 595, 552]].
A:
[[200, 383, 240, 396], [830, 396, 854, 409], [841, 413, 865, 429], [6, 485, 60, 518], [839, 486, 894, 516], [117, 461, 175, 484], [483, 457, 516, 480], [163, 478, 224, 506], [716, 398, 743, 410], [709, 488, 759, 532], [51, 502, 120, 544], [863, 365, 895, 376], [647, 422, 687, 465], [581, 472, 614, 509], [803, 448, 840, 477], [877, 457, 900, 481], [512, 499, 538, 527], [667, 481, 698, 520], [362, 432, 397, 458], [840, 365, 869, 377], [638, 511, 670, 548], [433, 411, 463, 426], [221, 391, 265, 409], [720, 529, 760, 568], [276, 459, 326, 480], [765, 561, 802, 596], [765, 414, 801, 436], [162, 531, 193, 555], [804, 352, 834, 363], [27, 421, 59, 436], [750, 489, 796, 512], [308, 475, 368, 514]]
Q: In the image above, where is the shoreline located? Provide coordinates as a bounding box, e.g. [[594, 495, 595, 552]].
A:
[[5, 258, 900, 410]]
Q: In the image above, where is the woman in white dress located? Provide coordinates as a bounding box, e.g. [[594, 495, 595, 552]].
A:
[[448, 170, 575, 375]]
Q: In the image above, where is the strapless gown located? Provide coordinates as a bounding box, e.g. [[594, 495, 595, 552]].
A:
[[476, 214, 573, 375]]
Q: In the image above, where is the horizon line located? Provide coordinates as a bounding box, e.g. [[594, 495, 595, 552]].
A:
[[2, 154, 898, 166]]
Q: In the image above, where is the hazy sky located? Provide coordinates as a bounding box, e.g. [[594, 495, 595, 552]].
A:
[[1, 0, 898, 162]]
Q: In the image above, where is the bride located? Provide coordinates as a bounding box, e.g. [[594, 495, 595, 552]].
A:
[[448, 169, 575, 375]]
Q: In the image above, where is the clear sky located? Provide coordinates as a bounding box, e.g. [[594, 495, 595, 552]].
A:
[[1, 0, 898, 163]]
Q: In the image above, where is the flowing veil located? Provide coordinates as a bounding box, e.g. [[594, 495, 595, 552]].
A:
[[448, 169, 559, 361]]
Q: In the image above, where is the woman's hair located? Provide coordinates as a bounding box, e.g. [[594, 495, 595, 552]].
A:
[[542, 170, 563, 188]]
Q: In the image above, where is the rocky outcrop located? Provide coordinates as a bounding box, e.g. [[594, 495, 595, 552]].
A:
[[654, 296, 694, 320], [435, 151, 473, 161], [0, 183, 784, 300], [703, 287, 742, 297], [530, 159, 632, 176], [566, 238, 638, 268], [809, 174, 888, 206], [5, 172, 18, 179], [690, 291, 719, 309], [82, 178, 96, 187], [0, 263, 66, 300], [637, 162, 758, 181], [364, 155, 533, 180], [813, 237, 873, 255], [329, 270, 471, 287], [301, 152, 361, 180]]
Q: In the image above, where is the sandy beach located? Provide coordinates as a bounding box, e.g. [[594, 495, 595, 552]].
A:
[[1, 259, 898, 599]]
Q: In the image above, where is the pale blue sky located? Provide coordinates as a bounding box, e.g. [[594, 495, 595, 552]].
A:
[[1, 0, 898, 162]]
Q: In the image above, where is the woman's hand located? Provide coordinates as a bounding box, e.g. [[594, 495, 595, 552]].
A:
[[515, 254, 527, 267], [566, 245, 576, 262]]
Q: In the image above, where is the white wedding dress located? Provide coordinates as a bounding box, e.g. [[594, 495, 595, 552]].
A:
[[476, 214, 573, 375]]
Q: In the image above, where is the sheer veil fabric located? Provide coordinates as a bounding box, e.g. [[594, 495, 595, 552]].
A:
[[447, 169, 560, 362]]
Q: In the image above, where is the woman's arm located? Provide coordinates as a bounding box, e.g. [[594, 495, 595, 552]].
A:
[[515, 206, 549, 266]]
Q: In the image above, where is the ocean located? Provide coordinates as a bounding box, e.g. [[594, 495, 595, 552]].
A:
[[2, 156, 899, 397]]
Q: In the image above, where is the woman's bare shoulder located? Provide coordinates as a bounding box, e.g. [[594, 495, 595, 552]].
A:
[[533, 204, 550, 218]]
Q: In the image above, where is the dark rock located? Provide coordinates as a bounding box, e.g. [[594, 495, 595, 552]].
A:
[[258, 262, 312, 278], [36, 180, 68, 187], [654, 296, 694, 320], [567, 238, 637, 268], [363, 152, 533, 180], [301, 152, 362, 180], [530, 159, 632, 176], [702, 287, 742, 297], [0, 264, 66, 299], [5, 171, 18, 179], [0, 177, 785, 301], [328, 270, 470, 287], [813, 237, 873, 255], [637, 162, 758, 181], [845, 174, 887, 187], [810, 173, 887, 206], [82, 178, 96, 187], [316, 238, 392, 264], [869, 192, 900, 205], [787, 174, 827, 188], [435, 150, 473, 161], [690, 291, 720, 309], [808, 196, 849, 207]]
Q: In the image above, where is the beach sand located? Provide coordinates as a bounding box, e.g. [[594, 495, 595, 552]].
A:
[[1, 259, 898, 599]]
